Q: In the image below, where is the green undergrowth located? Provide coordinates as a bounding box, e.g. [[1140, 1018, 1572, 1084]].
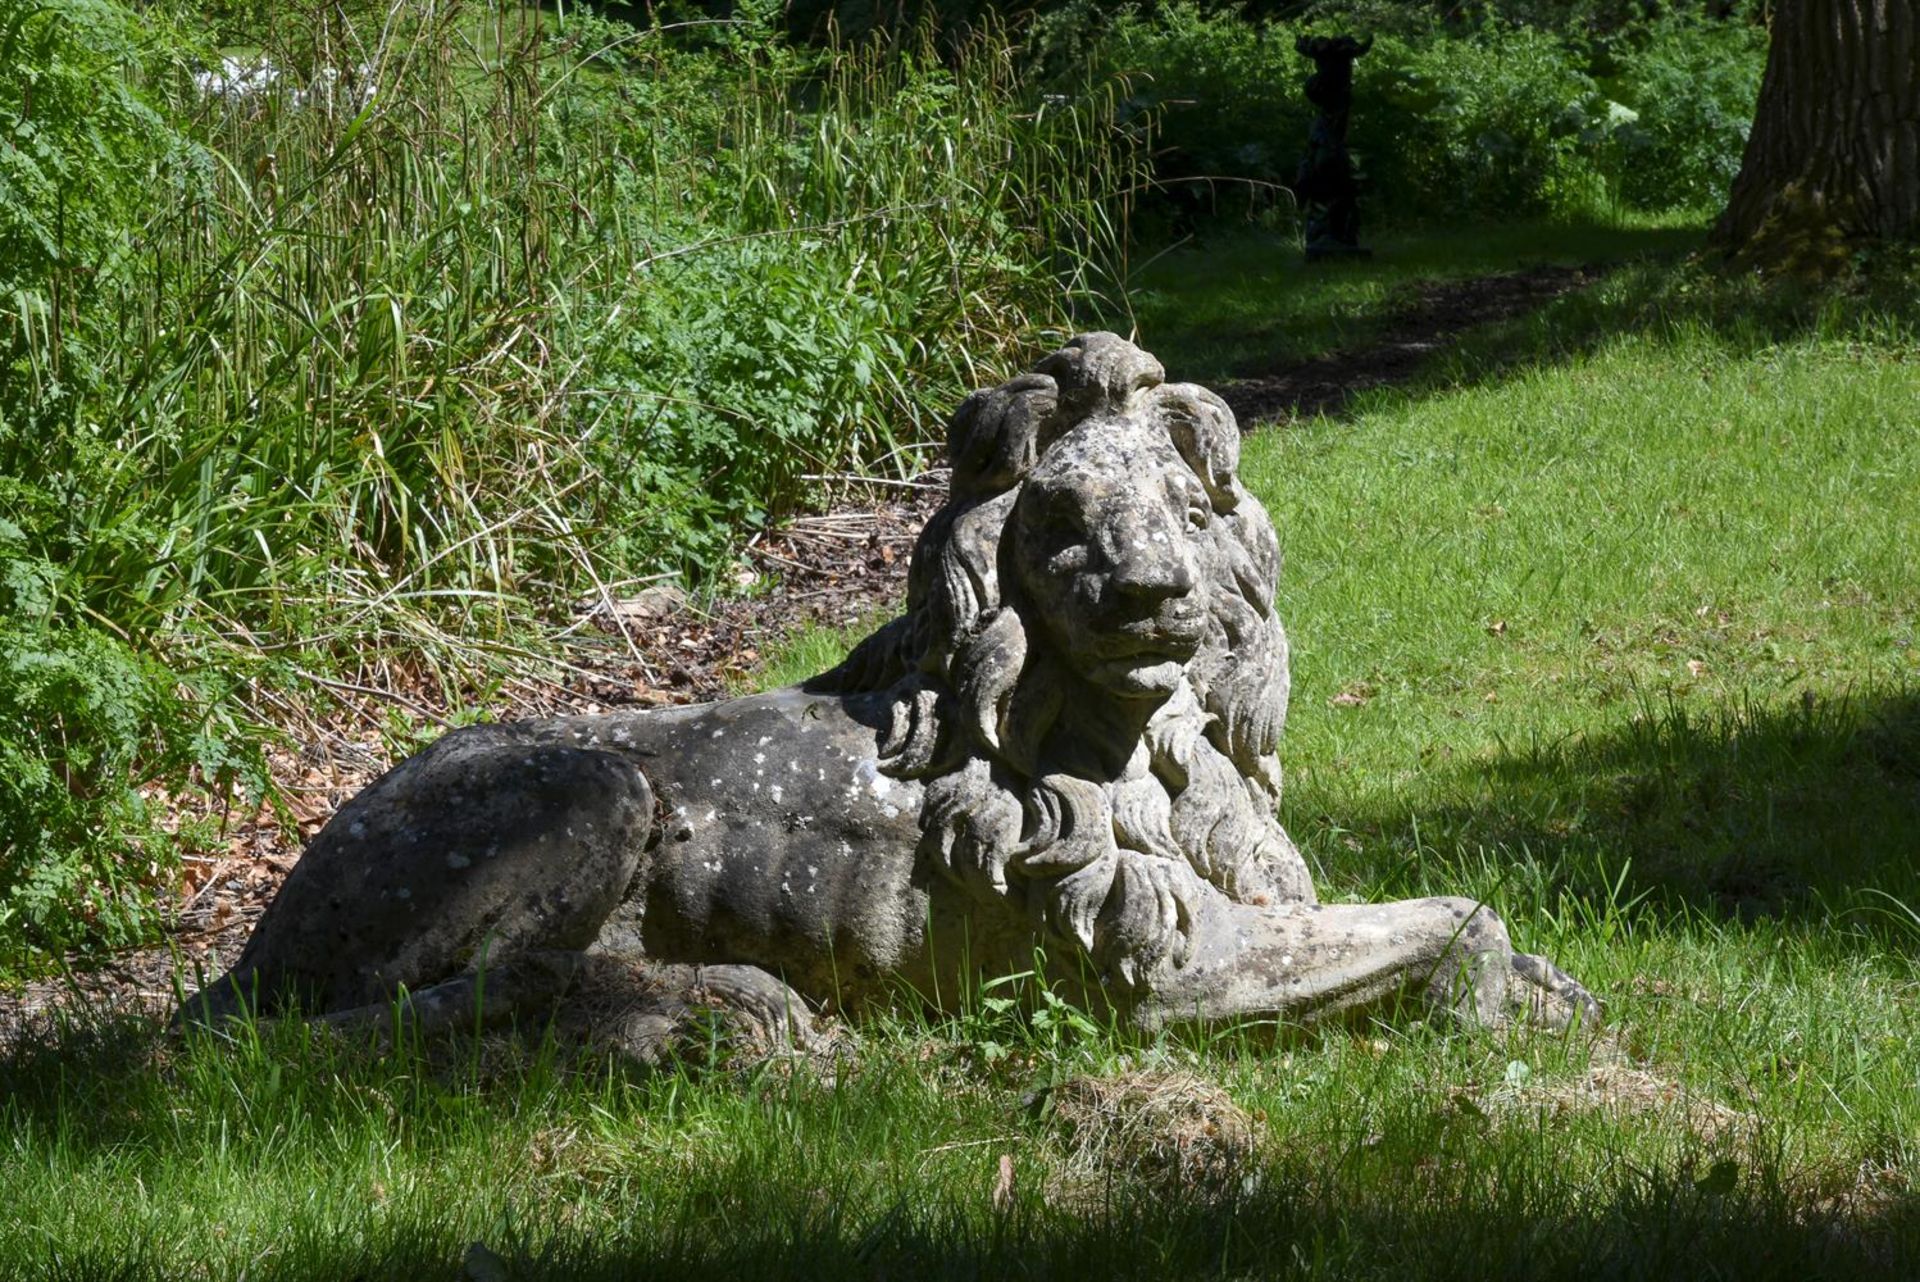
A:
[[6, 235, 1917, 1279], [1057, 0, 1766, 232], [0, 0, 1787, 964]]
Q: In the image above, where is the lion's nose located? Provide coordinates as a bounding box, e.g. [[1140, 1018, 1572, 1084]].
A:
[[1110, 544, 1196, 604]]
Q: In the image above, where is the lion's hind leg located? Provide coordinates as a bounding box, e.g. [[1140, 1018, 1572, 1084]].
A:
[[313, 948, 592, 1037], [306, 953, 830, 1070], [176, 723, 654, 1026]]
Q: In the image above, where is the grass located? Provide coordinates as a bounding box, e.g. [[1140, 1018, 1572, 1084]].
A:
[[726, 609, 898, 694], [1259, 320, 1920, 908], [4, 224, 1919, 1278]]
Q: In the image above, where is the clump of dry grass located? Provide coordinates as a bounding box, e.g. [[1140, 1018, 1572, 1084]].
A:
[[1457, 1047, 1758, 1144], [1040, 1069, 1262, 1200]]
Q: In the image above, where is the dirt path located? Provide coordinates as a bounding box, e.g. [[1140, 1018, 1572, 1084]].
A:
[[1215, 264, 1602, 425]]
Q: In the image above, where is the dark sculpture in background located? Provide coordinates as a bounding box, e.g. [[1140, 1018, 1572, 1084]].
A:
[[1294, 35, 1373, 261], [179, 334, 1593, 1059]]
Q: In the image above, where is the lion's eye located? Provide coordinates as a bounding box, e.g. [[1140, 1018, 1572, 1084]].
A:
[[1040, 512, 1090, 573], [1169, 476, 1210, 533], [1045, 504, 1088, 549]]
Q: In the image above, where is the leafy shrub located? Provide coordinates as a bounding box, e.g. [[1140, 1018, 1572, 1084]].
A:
[[1050, 1, 1765, 226], [0, 533, 258, 964], [1056, 4, 1311, 220], [565, 27, 1125, 571], [1599, 15, 1765, 212], [1357, 25, 1605, 218], [0, 2, 236, 964], [0, 0, 205, 435], [1064, 5, 1609, 224]]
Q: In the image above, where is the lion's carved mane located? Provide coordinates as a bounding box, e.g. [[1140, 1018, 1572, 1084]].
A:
[[815, 334, 1315, 989]]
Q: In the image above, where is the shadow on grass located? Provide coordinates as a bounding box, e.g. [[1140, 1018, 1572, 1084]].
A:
[[1112, 217, 1705, 388], [1418, 237, 1920, 402], [20, 1146, 1920, 1281], [6, 914, 1918, 1277], [1318, 686, 1920, 941], [1120, 217, 1917, 429]]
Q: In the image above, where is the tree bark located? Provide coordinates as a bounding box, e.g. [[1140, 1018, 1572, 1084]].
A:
[[1710, 0, 1920, 266]]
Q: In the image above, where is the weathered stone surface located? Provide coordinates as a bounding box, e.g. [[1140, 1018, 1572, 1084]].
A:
[[187, 724, 653, 1021], [180, 332, 1594, 1046]]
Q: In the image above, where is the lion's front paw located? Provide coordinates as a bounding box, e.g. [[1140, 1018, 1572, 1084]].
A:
[[1506, 952, 1600, 1031]]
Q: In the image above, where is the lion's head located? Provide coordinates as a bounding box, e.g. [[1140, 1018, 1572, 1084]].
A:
[[814, 334, 1313, 989]]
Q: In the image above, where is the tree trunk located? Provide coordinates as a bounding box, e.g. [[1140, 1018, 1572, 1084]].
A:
[[1710, 0, 1920, 268]]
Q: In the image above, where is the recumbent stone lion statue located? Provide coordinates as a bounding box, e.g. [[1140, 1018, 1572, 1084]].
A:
[[182, 334, 1594, 1053]]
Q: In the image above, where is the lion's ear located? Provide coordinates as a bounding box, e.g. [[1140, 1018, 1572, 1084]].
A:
[[917, 491, 1017, 660], [1149, 384, 1242, 511], [948, 374, 1058, 496]]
